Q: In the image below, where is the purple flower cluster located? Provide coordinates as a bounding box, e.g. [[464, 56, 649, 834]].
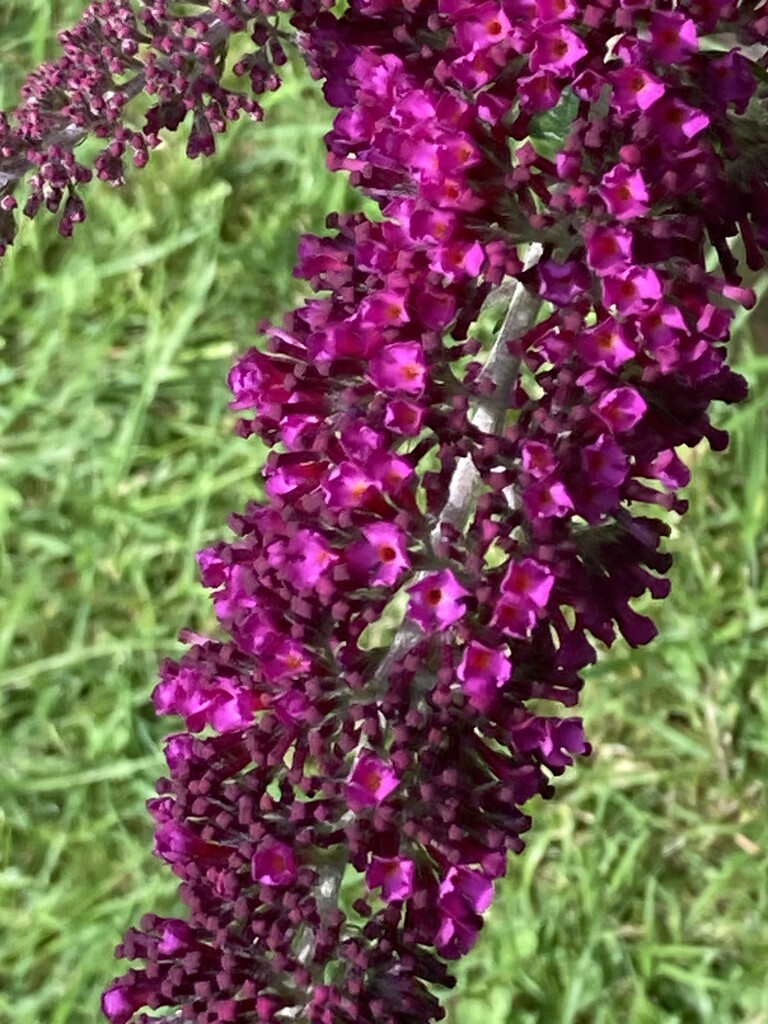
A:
[[0, 0, 334, 246], [6, 1, 767, 1023]]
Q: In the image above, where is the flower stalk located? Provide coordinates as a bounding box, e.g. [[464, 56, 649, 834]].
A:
[[289, 255, 546, 974], [439, 241, 543, 534]]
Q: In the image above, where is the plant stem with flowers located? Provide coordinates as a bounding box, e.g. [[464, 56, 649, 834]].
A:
[[3, 2, 768, 1023]]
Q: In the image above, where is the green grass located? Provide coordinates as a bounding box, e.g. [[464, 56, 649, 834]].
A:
[[1, 4, 767, 1023]]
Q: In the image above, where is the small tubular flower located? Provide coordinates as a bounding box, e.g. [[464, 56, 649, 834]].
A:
[[346, 752, 400, 811], [407, 570, 471, 632]]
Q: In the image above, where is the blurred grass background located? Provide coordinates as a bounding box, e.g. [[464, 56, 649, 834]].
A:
[[0, 3, 767, 1023]]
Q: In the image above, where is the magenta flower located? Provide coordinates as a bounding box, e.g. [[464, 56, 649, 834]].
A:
[[156, 919, 195, 955], [647, 450, 691, 492], [345, 752, 400, 811], [707, 51, 756, 115], [511, 716, 590, 771], [651, 98, 710, 144], [259, 636, 311, 684], [585, 224, 633, 276], [491, 558, 554, 638], [358, 289, 410, 327], [384, 398, 425, 436], [610, 67, 666, 114], [603, 266, 662, 316], [348, 521, 410, 587], [521, 441, 556, 479], [454, 4, 512, 53], [530, 25, 587, 73], [265, 457, 325, 499], [439, 866, 494, 916], [649, 11, 699, 62], [538, 258, 592, 306], [251, 841, 298, 887], [578, 317, 637, 371], [594, 386, 647, 435], [435, 866, 495, 959], [523, 476, 574, 520], [435, 911, 482, 960], [162, 733, 195, 775], [101, 983, 152, 1024], [407, 570, 470, 632], [368, 341, 427, 396], [501, 559, 554, 609], [641, 301, 688, 355], [273, 688, 311, 728], [518, 71, 562, 113], [366, 855, 416, 902], [151, 663, 258, 734], [321, 462, 379, 510], [536, 0, 577, 18], [457, 642, 512, 711], [153, 822, 227, 868], [598, 165, 649, 222], [283, 529, 338, 589], [574, 436, 629, 522], [428, 237, 485, 280]]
